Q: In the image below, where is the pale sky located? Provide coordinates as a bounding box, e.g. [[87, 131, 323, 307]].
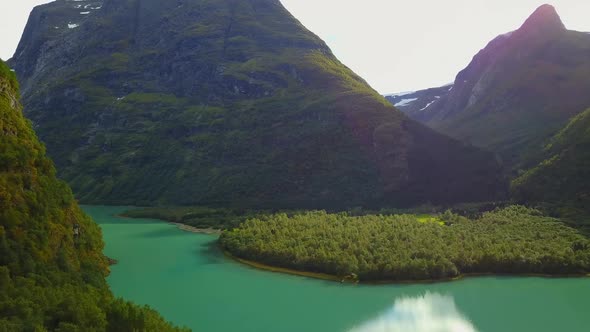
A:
[[1, 1, 590, 93]]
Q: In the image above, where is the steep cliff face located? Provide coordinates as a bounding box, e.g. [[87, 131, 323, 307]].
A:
[[389, 5, 590, 169], [0, 59, 186, 331], [11, 0, 506, 208]]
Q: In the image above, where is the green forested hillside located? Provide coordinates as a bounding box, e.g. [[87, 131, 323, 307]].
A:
[[11, 0, 505, 208], [220, 206, 590, 282], [0, 60, 187, 331], [512, 108, 590, 224]]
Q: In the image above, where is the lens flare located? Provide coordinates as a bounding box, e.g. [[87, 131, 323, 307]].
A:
[[348, 293, 478, 332]]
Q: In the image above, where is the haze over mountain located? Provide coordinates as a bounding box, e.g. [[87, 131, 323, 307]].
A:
[[9, 0, 505, 208], [386, 4, 590, 170]]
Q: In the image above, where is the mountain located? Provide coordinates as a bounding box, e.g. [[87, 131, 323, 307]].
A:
[[387, 4, 590, 169], [512, 107, 590, 224], [10, 0, 505, 208], [384, 84, 453, 121], [0, 60, 185, 330]]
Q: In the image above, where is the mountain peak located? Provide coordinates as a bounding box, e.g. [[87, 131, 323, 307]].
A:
[[519, 4, 565, 33]]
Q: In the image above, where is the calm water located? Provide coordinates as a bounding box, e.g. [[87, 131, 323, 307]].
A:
[[85, 206, 590, 332]]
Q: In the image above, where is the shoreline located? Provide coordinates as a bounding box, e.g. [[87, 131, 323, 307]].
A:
[[169, 222, 221, 235], [222, 251, 344, 282], [115, 213, 221, 235], [118, 212, 590, 284], [223, 250, 590, 285]]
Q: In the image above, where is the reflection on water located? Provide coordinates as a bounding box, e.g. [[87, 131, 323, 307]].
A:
[[349, 293, 478, 332]]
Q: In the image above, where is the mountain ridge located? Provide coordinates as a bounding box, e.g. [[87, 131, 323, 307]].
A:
[[386, 4, 590, 169]]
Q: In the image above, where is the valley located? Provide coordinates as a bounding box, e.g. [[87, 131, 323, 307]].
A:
[[1, 1, 590, 331]]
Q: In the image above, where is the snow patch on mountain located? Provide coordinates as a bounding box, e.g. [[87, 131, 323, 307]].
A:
[[394, 98, 419, 107]]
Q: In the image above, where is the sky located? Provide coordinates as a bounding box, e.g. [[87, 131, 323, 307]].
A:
[[1, 1, 590, 94]]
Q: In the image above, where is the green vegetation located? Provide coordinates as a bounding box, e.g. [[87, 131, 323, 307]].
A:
[[0, 60, 187, 331], [13, 0, 505, 208], [0, 63, 18, 91], [512, 108, 590, 230], [220, 206, 590, 282]]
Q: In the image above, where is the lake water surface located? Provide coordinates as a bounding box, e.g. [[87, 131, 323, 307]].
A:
[[85, 206, 590, 332]]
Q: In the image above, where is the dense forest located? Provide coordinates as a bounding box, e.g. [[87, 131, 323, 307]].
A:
[[0, 60, 187, 331], [220, 206, 590, 282]]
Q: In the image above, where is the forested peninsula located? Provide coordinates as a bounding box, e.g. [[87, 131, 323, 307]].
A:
[[220, 206, 590, 282]]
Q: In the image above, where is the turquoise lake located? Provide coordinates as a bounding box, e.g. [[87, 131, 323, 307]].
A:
[[85, 206, 590, 332]]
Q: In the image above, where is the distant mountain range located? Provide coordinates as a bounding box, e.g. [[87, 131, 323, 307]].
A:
[[385, 4, 590, 171], [384, 84, 453, 117], [8, 0, 505, 208]]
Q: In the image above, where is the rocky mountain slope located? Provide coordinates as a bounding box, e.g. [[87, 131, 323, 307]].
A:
[[10, 0, 505, 208], [386, 5, 590, 170], [0, 59, 185, 331]]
